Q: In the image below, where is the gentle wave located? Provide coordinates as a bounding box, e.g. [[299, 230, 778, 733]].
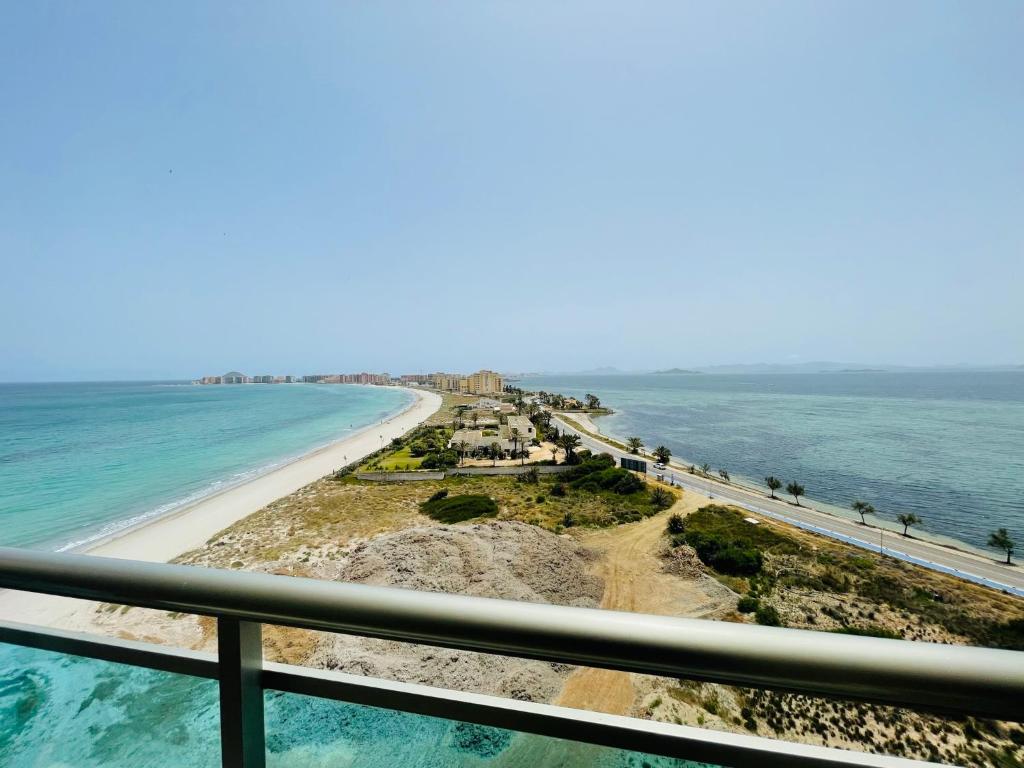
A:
[[0, 382, 415, 551]]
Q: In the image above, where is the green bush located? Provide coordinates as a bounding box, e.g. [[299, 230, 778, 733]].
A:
[[571, 466, 645, 495], [737, 596, 760, 614], [421, 450, 459, 469], [650, 487, 674, 511], [517, 467, 540, 484], [427, 489, 449, 503], [562, 511, 575, 527], [550, 483, 566, 497], [666, 513, 685, 535], [535, 495, 545, 503], [832, 625, 902, 640], [755, 605, 782, 627], [420, 494, 498, 523], [684, 530, 763, 576], [560, 453, 616, 482]]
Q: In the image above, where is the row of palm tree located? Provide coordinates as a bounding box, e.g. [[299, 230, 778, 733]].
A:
[[626, 437, 672, 464]]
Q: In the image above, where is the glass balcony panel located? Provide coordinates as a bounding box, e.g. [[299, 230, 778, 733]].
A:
[[0, 643, 220, 768], [264, 689, 719, 767]]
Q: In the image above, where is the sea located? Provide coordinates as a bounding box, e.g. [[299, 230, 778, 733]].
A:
[[0, 381, 414, 551], [520, 371, 1024, 553]]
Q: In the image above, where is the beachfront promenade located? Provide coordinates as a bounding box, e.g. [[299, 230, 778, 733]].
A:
[[552, 415, 1024, 598]]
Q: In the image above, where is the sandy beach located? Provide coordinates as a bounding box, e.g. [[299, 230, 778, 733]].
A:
[[0, 387, 442, 628]]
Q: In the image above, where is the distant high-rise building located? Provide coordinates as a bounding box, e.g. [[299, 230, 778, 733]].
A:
[[428, 370, 503, 395]]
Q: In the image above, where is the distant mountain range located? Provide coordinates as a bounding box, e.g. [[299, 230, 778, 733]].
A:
[[691, 362, 1024, 375], [507, 362, 1022, 377]]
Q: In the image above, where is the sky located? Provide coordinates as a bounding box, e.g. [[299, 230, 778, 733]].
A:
[[1, 2, 1021, 381]]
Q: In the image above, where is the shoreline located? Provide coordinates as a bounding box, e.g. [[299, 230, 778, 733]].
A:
[[554, 411, 1024, 596], [0, 386, 443, 628], [575, 409, 1003, 563], [85, 387, 442, 563], [52, 385, 419, 555]]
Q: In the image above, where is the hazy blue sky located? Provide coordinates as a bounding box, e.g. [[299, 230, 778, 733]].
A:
[[1, 2, 1021, 380]]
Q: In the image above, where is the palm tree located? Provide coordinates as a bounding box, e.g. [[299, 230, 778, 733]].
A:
[[765, 476, 782, 499], [509, 427, 520, 463], [550, 441, 560, 464], [851, 500, 874, 525], [627, 437, 643, 454], [489, 441, 502, 466], [988, 528, 1016, 565], [700, 462, 711, 477], [897, 513, 922, 536], [585, 393, 601, 409], [718, 469, 730, 482], [653, 446, 671, 464], [456, 440, 470, 467], [559, 433, 582, 462], [786, 481, 805, 506]]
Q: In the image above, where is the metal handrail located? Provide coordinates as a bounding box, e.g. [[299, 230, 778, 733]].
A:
[[1, 546, 1022, 722]]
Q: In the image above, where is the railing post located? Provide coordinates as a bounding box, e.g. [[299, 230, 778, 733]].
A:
[[218, 618, 265, 768]]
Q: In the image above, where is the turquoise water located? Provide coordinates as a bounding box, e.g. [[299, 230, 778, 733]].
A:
[[0, 645, 705, 767], [520, 372, 1024, 550], [0, 381, 413, 551]]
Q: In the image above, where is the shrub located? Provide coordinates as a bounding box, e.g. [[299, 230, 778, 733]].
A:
[[420, 494, 498, 523], [685, 530, 763, 576], [562, 511, 575, 527], [613, 509, 643, 524], [560, 453, 616, 482], [427, 489, 449, 503], [832, 625, 902, 640], [517, 467, 540, 484], [755, 605, 783, 627], [650, 487, 674, 510], [421, 450, 459, 469], [666, 513, 685, 535], [612, 470, 645, 495], [535, 495, 545, 503], [551, 483, 566, 498], [571, 466, 644, 495], [737, 596, 760, 614]]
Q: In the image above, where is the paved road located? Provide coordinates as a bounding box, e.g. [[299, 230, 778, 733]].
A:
[[552, 415, 1024, 598]]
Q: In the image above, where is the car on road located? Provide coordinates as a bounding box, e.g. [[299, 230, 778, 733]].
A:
[[653, 463, 666, 470]]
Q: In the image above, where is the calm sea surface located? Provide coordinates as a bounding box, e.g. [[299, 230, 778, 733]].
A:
[[0, 381, 413, 550], [520, 372, 1024, 551]]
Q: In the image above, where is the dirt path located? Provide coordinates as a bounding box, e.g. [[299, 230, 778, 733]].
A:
[[554, 494, 736, 716]]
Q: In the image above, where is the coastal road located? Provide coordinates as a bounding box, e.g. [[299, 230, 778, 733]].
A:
[[552, 415, 1024, 598]]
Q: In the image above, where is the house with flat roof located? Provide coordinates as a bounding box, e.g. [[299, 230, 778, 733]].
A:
[[505, 415, 535, 441], [449, 429, 513, 455]]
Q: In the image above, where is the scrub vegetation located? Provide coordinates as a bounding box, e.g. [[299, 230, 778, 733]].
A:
[[654, 503, 1024, 765]]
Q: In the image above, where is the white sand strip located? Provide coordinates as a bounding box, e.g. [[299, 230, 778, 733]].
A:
[[0, 387, 442, 629], [86, 387, 441, 563]]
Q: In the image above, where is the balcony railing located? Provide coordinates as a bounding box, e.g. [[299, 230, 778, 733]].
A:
[[1, 545, 1021, 767]]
